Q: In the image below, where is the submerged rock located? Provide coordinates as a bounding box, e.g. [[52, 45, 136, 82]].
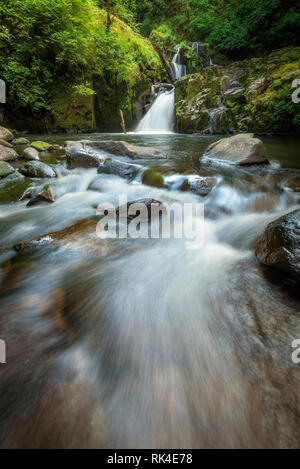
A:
[[66, 140, 167, 161], [255, 209, 300, 283], [0, 126, 14, 142], [141, 169, 164, 188], [0, 144, 18, 162], [0, 161, 15, 178], [98, 159, 140, 179], [204, 133, 269, 166], [23, 147, 40, 161], [19, 161, 57, 178], [13, 137, 30, 146]]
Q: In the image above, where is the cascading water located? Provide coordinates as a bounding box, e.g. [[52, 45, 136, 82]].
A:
[[136, 86, 175, 134], [192, 42, 213, 67], [171, 46, 187, 81]]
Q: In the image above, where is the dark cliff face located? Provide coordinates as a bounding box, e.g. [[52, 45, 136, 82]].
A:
[[175, 47, 300, 136]]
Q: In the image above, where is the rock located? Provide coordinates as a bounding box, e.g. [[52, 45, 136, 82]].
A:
[[255, 209, 300, 283], [190, 177, 217, 196], [66, 141, 105, 169], [30, 141, 55, 152], [116, 198, 167, 222], [26, 186, 55, 207], [204, 133, 269, 166], [19, 161, 56, 179], [179, 176, 216, 196], [0, 126, 14, 142], [97, 159, 140, 179], [23, 147, 40, 161], [13, 137, 30, 146], [141, 169, 164, 188], [66, 140, 167, 161], [13, 237, 52, 252], [0, 139, 13, 148], [209, 106, 229, 134], [224, 88, 246, 105], [0, 144, 18, 162], [0, 161, 15, 178]]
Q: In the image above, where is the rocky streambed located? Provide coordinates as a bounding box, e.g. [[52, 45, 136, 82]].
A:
[[0, 126, 300, 448]]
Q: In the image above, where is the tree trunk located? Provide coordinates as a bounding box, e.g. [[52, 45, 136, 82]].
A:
[[154, 45, 174, 84]]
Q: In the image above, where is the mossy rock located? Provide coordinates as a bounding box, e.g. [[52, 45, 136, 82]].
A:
[[31, 141, 54, 152], [179, 179, 190, 191], [0, 139, 13, 148], [141, 169, 164, 188], [13, 138, 30, 146]]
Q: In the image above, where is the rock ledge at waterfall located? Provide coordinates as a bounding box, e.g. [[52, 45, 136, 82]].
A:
[[203, 133, 269, 166], [255, 209, 300, 284], [66, 140, 167, 169]]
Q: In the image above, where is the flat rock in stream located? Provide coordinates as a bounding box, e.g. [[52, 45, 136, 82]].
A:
[[19, 161, 57, 179], [204, 133, 269, 166], [0, 144, 18, 162], [66, 140, 167, 163], [97, 159, 140, 179], [255, 209, 300, 284]]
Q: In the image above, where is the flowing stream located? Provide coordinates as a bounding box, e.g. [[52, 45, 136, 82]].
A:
[[0, 133, 300, 448]]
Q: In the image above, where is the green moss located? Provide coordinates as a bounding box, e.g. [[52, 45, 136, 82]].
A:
[[175, 47, 300, 135], [141, 169, 164, 188], [31, 141, 53, 152], [179, 179, 190, 191], [0, 139, 13, 148]]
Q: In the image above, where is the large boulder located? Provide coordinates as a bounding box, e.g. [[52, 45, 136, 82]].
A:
[[66, 140, 167, 161], [204, 133, 269, 166], [19, 161, 56, 179], [0, 144, 18, 162], [98, 159, 140, 179], [0, 126, 14, 142], [255, 209, 300, 283]]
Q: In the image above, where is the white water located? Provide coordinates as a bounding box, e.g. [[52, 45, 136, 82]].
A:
[[136, 88, 175, 134], [171, 47, 187, 81]]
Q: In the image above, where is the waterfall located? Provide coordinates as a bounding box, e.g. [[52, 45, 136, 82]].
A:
[[171, 47, 187, 81], [191, 42, 213, 68], [136, 87, 175, 134]]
